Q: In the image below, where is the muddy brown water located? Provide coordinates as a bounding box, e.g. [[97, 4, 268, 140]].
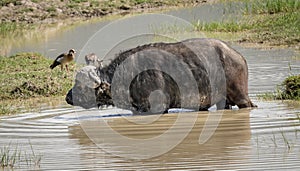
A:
[[1, 100, 300, 170], [2, 1, 245, 58], [1, 2, 300, 170], [1, 47, 300, 170]]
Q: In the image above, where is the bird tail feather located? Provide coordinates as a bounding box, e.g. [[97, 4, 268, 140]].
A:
[[50, 61, 60, 69]]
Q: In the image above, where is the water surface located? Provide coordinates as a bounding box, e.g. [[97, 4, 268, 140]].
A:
[[1, 1, 245, 58], [1, 46, 300, 170], [1, 1, 300, 170], [1, 99, 300, 170]]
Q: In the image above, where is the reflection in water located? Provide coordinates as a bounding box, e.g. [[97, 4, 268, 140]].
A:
[[0, 19, 111, 57], [68, 110, 251, 170], [0, 1, 252, 58], [0, 22, 67, 56], [1, 1, 300, 170], [0, 101, 300, 170], [238, 46, 300, 94]]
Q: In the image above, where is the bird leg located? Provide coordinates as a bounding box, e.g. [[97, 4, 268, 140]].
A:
[[66, 65, 69, 72], [61, 64, 64, 71]]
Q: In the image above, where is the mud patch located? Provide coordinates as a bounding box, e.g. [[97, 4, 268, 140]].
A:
[[10, 81, 59, 98]]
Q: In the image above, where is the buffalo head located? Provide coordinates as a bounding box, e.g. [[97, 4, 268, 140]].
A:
[[65, 65, 112, 109]]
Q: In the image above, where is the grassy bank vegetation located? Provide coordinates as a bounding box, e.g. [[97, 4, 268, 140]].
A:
[[0, 0, 201, 24], [0, 53, 76, 115], [0, 0, 202, 56], [0, 22, 37, 41], [259, 74, 300, 101], [194, 0, 300, 47], [0, 0, 299, 115], [279, 75, 300, 100], [0, 142, 42, 169]]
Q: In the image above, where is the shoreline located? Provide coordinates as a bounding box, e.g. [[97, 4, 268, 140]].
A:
[[1, 0, 299, 54], [0, 0, 211, 57], [0, 0, 299, 115], [0, 0, 208, 24]]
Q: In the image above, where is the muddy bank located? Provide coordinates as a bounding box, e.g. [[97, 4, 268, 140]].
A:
[[0, 53, 77, 115], [0, 0, 208, 24]]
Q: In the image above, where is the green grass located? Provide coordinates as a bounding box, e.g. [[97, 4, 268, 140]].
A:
[[0, 22, 35, 39], [257, 92, 278, 101], [90, 0, 100, 7], [0, 0, 19, 7], [0, 144, 20, 168], [280, 129, 291, 150], [46, 6, 57, 13], [259, 75, 300, 101], [296, 113, 300, 122], [194, 0, 300, 46], [31, 0, 41, 3], [194, 20, 252, 32], [0, 22, 19, 36], [0, 142, 42, 169], [244, 0, 300, 14], [70, 0, 88, 3], [132, 0, 151, 5], [279, 75, 300, 100], [0, 53, 74, 99], [0, 53, 77, 115], [249, 11, 299, 45]]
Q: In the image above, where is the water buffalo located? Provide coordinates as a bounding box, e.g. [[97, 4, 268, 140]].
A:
[[66, 38, 256, 113]]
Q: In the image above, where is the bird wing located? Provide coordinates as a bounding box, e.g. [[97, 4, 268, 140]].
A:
[[54, 53, 66, 63]]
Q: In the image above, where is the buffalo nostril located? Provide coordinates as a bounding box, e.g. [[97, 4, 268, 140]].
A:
[[65, 90, 73, 105]]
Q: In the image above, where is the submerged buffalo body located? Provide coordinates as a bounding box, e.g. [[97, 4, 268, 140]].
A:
[[66, 38, 256, 113]]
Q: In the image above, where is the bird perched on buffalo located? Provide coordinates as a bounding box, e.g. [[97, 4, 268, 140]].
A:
[[85, 53, 103, 68], [50, 49, 76, 71]]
